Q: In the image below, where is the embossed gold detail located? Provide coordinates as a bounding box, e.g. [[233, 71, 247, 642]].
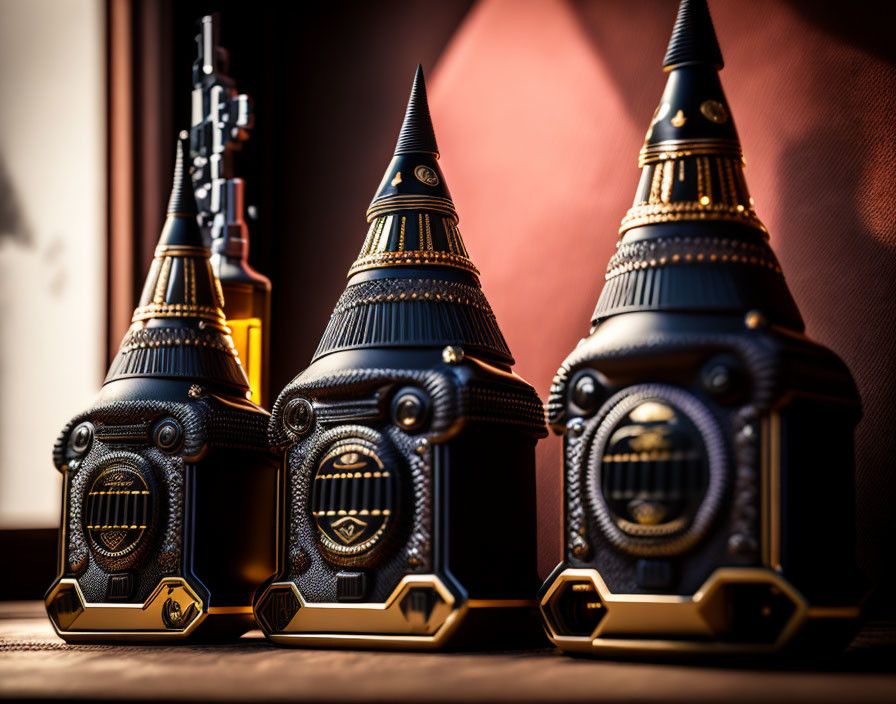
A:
[[629, 401, 676, 423], [424, 214, 433, 250], [660, 160, 674, 203], [619, 201, 766, 235], [700, 99, 729, 124], [391, 172, 402, 187], [649, 164, 663, 204], [670, 110, 687, 127], [348, 250, 479, 277], [414, 165, 439, 186], [45, 577, 209, 641]]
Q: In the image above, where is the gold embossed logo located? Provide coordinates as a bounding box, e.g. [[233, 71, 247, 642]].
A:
[[333, 452, 365, 470], [700, 100, 729, 124], [414, 165, 439, 186], [100, 529, 127, 551], [311, 440, 397, 561], [332, 516, 369, 544], [670, 110, 687, 128]]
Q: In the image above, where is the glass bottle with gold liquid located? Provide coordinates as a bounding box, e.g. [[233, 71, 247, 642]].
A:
[[210, 178, 271, 406], [189, 14, 270, 406]]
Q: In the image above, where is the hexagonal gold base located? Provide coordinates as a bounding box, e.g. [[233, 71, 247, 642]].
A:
[[255, 574, 537, 650], [540, 567, 860, 655], [45, 577, 219, 642]]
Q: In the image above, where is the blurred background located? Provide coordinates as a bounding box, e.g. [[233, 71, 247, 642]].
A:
[[1, 0, 893, 617]]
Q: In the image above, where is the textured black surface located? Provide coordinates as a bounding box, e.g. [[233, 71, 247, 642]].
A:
[[662, 0, 724, 70], [394, 65, 438, 155], [166, 135, 199, 216]]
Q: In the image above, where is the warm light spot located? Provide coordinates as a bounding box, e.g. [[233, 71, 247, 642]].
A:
[[699, 196, 711, 205]]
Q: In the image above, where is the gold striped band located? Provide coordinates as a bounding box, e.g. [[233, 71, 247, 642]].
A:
[[367, 195, 458, 223]]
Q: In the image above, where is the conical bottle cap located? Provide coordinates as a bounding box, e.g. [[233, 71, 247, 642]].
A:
[[313, 67, 513, 364], [104, 134, 251, 393], [349, 65, 475, 278], [592, 0, 803, 330]]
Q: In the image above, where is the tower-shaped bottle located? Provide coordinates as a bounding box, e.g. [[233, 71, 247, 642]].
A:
[[539, 0, 862, 656], [254, 67, 547, 649], [46, 136, 277, 642]]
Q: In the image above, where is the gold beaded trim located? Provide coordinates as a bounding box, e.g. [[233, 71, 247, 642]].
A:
[[619, 201, 766, 234], [605, 250, 782, 281], [348, 250, 479, 277]]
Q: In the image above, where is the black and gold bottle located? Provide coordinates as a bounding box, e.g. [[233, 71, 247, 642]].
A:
[[46, 137, 277, 642], [254, 67, 547, 649], [539, 0, 863, 656]]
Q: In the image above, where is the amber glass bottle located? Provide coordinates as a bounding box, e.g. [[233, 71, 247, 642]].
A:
[[210, 178, 271, 407]]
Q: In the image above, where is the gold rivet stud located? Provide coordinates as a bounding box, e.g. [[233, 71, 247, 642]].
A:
[[442, 345, 464, 364]]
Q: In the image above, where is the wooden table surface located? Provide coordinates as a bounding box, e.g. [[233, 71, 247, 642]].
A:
[[1, 602, 894, 702]]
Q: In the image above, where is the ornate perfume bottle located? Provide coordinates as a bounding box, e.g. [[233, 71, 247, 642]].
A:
[[254, 67, 547, 649], [190, 14, 271, 407], [539, 0, 862, 656], [46, 137, 277, 642]]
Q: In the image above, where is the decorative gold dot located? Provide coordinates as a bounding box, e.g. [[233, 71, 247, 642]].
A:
[[745, 310, 766, 329], [700, 196, 711, 205]]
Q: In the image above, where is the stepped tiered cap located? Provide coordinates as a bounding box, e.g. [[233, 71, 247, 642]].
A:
[[592, 0, 804, 330], [312, 66, 513, 365], [349, 65, 475, 278], [104, 135, 251, 394]]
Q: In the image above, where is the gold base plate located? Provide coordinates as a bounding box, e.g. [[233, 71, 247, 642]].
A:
[[255, 574, 536, 650], [44, 577, 251, 642], [540, 567, 860, 656]]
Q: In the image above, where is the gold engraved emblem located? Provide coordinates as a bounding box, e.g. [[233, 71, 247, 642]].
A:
[[333, 452, 365, 470], [414, 165, 439, 187], [391, 172, 402, 187], [670, 110, 687, 128], [311, 440, 396, 561], [700, 99, 729, 124], [332, 516, 369, 544], [100, 529, 127, 551]]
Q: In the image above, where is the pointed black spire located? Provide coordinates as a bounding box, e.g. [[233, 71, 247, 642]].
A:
[[104, 133, 249, 393], [394, 65, 439, 156], [159, 132, 204, 249], [167, 131, 199, 216], [591, 0, 804, 331], [662, 0, 724, 71], [311, 64, 513, 365]]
